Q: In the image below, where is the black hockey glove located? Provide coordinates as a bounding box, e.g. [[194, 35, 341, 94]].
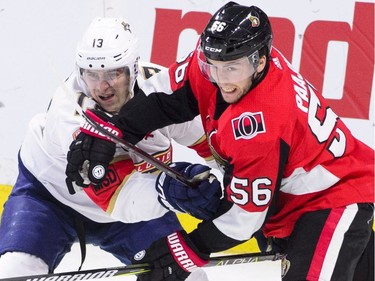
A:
[[156, 162, 223, 220], [65, 109, 121, 194], [132, 231, 209, 281]]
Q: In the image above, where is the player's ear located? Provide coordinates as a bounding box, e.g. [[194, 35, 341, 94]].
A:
[[256, 55, 267, 73]]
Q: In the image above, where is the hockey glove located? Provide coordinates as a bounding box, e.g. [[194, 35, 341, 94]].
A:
[[65, 109, 121, 194], [156, 162, 223, 220], [132, 231, 208, 281]]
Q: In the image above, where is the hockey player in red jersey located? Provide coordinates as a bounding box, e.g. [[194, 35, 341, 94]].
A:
[[66, 2, 374, 280]]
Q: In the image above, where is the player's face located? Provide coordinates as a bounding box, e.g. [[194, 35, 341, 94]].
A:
[[207, 56, 266, 104], [82, 67, 131, 113]]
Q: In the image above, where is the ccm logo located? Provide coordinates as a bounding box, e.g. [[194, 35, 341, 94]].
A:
[[205, 46, 222, 53]]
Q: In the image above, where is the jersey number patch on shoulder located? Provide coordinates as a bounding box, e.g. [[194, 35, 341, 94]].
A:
[[173, 52, 193, 84]]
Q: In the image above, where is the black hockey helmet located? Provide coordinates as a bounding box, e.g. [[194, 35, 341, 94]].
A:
[[200, 2, 273, 62]]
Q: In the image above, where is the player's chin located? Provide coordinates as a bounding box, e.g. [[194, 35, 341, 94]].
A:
[[220, 89, 242, 103], [98, 101, 120, 113]]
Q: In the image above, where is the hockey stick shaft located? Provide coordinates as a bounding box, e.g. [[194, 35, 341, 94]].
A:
[[0, 252, 285, 281], [81, 110, 197, 188], [50, 62, 196, 188]]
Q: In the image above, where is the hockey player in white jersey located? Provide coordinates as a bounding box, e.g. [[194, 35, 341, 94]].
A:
[[0, 17, 221, 279]]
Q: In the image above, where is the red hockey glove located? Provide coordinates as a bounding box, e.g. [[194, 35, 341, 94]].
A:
[[65, 109, 122, 194], [132, 231, 208, 281]]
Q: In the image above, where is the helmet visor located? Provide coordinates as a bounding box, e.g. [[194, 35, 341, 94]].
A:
[[197, 47, 259, 84], [77, 65, 137, 105], [81, 67, 130, 86]]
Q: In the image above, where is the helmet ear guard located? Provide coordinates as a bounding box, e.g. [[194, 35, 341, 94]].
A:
[[248, 50, 260, 71]]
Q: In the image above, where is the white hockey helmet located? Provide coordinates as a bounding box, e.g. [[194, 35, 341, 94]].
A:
[[76, 17, 140, 95]]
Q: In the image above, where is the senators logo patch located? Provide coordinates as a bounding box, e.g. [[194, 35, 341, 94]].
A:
[[232, 112, 266, 140]]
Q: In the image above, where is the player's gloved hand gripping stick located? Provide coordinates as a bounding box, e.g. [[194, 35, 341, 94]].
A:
[[65, 109, 198, 193], [156, 162, 223, 220], [66, 109, 223, 220], [55, 61, 223, 218]]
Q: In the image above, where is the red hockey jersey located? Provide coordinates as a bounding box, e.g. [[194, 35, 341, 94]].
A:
[[119, 47, 374, 250], [180, 48, 374, 238]]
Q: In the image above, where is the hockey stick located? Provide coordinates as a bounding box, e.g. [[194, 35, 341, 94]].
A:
[[0, 252, 285, 281], [81, 110, 197, 188]]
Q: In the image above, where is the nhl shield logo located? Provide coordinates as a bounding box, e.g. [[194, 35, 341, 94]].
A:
[[232, 112, 266, 140]]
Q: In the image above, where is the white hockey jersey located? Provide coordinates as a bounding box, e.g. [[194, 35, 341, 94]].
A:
[[19, 62, 214, 223]]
